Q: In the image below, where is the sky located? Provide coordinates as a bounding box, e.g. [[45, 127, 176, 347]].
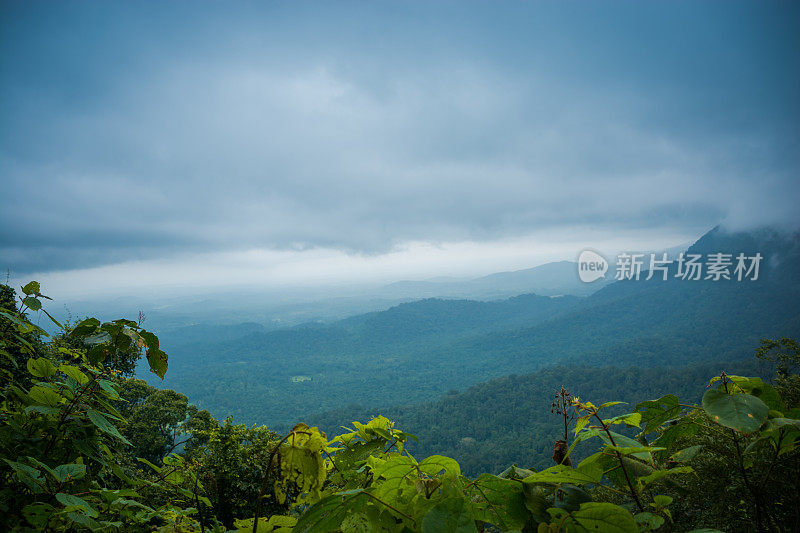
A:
[[1, 1, 799, 298]]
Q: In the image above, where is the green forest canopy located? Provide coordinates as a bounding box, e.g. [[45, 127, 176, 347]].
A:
[[2, 282, 799, 532]]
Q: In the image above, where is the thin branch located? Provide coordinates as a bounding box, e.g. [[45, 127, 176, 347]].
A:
[[592, 410, 645, 512]]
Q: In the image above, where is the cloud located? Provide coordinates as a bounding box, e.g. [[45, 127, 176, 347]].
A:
[[1, 1, 798, 277]]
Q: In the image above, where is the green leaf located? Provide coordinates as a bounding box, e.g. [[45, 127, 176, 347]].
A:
[[421, 497, 478, 533], [598, 431, 653, 461], [21, 503, 55, 529], [23, 296, 41, 311], [604, 445, 665, 455], [653, 422, 699, 458], [70, 317, 100, 337], [66, 512, 99, 528], [604, 412, 642, 427], [27, 357, 56, 378], [370, 455, 417, 498], [28, 385, 63, 407], [21, 281, 40, 295], [727, 376, 785, 412], [636, 394, 682, 433], [59, 364, 89, 385], [98, 379, 121, 399], [293, 490, 368, 533], [651, 495, 673, 507], [53, 463, 86, 482], [332, 439, 384, 471], [25, 405, 59, 416], [26, 457, 57, 480], [702, 390, 769, 433], [670, 445, 703, 462], [636, 466, 694, 490], [87, 410, 131, 445], [635, 511, 665, 530], [55, 493, 98, 517], [372, 427, 392, 440], [522, 483, 550, 523], [419, 455, 461, 478], [770, 418, 800, 430], [4, 459, 46, 492], [466, 474, 529, 530], [147, 347, 168, 379], [554, 484, 592, 512], [574, 416, 589, 435], [565, 502, 638, 533], [522, 463, 602, 486]]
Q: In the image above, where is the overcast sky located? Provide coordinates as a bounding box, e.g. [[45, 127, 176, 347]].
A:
[[2, 1, 799, 297]]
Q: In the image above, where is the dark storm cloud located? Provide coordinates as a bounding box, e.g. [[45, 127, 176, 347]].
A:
[[1, 1, 799, 274]]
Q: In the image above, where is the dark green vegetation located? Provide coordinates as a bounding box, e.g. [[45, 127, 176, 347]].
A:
[[306, 359, 768, 477], [3, 227, 800, 531], [2, 282, 800, 531], [157, 228, 800, 430]]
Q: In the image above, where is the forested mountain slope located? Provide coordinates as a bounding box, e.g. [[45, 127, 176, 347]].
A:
[[153, 227, 800, 430], [307, 358, 767, 477]]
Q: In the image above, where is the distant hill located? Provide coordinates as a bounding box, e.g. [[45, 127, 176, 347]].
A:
[[374, 260, 608, 299], [58, 260, 605, 333], [153, 293, 583, 426], [149, 227, 800, 431]]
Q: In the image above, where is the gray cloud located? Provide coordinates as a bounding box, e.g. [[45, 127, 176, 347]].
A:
[[1, 1, 799, 274]]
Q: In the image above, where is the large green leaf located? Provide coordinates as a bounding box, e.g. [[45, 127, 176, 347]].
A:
[[27, 358, 56, 378], [702, 390, 768, 433], [53, 463, 86, 482], [670, 445, 703, 463], [635, 394, 682, 433], [466, 474, 529, 530], [597, 431, 652, 461], [419, 455, 461, 478], [563, 502, 638, 533], [421, 497, 478, 533], [4, 459, 46, 492], [636, 466, 694, 490], [55, 493, 98, 517], [87, 410, 131, 445], [554, 484, 592, 512], [59, 364, 89, 385], [332, 439, 384, 471], [522, 463, 602, 486], [147, 347, 168, 379], [21, 281, 40, 295], [21, 503, 55, 529], [728, 376, 785, 412], [370, 455, 417, 500], [293, 490, 368, 533], [70, 317, 100, 337], [22, 296, 41, 311], [28, 385, 63, 407], [523, 485, 551, 524], [653, 422, 699, 458]]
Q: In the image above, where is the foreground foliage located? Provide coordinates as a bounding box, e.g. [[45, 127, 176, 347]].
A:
[[1, 282, 799, 531]]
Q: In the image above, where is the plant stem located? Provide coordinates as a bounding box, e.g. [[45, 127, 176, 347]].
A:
[[592, 411, 645, 512]]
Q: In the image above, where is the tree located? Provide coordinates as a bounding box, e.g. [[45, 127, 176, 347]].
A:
[[117, 379, 213, 464]]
